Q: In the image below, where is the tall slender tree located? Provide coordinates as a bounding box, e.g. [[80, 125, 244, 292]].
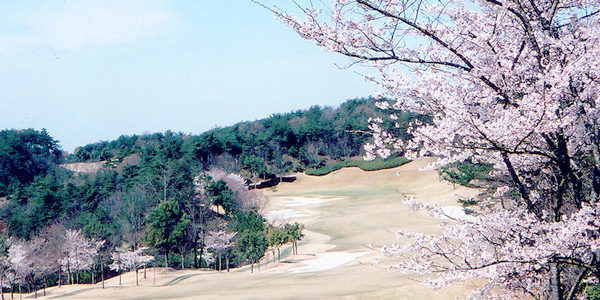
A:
[[8, 243, 28, 300], [205, 231, 236, 272], [147, 199, 190, 269], [267, 226, 288, 262], [108, 249, 125, 285], [239, 232, 268, 274], [0, 256, 7, 300], [110, 247, 154, 286], [285, 223, 304, 256]]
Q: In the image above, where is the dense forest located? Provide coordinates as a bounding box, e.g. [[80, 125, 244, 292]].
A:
[[0, 97, 424, 295], [69, 97, 422, 178]]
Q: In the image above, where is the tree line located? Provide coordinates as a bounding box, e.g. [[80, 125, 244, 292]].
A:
[[69, 97, 425, 179]]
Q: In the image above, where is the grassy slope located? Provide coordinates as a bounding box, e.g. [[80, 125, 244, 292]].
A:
[[39, 157, 481, 300]]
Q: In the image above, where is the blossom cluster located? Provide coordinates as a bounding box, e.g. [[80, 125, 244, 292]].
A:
[[59, 229, 104, 273], [381, 198, 600, 299], [109, 247, 154, 272]]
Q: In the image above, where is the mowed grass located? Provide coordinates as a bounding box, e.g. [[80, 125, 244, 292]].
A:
[[40, 157, 481, 300]]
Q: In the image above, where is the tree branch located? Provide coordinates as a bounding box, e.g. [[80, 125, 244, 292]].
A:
[[356, 0, 474, 70]]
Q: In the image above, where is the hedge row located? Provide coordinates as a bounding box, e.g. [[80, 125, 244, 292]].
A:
[[305, 156, 410, 176]]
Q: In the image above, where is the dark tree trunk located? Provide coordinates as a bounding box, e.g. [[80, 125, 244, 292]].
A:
[[549, 263, 562, 300], [198, 246, 205, 268], [277, 247, 281, 262], [181, 252, 185, 270], [101, 259, 105, 289], [193, 238, 198, 269]]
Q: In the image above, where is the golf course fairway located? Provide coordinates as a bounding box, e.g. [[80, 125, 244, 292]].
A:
[[36, 157, 482, 299]]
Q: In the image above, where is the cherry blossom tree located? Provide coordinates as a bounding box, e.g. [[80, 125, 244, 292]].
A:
[[6, 239, 57, 299], [201, 252, 215, 267], [108, 249, 125, 285], [205, 230, 236, 272], [58, 230, 103, 285], [109, 247, 154, 286], [123, 247, 154, 286], [0, 254, 8, 300], [8, 243, 28, 300], [24, 237, 57, 298], [374, 197, 600, 299], [260, 0, 600, 298]]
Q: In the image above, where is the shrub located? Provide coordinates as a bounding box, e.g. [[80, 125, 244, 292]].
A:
[[587, 285, 600, 300], [306, 156, 410, 176], [439, 160, 492, 187]]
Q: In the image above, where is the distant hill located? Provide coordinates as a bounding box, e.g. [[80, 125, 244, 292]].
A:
[[68, 97, 425, 181]]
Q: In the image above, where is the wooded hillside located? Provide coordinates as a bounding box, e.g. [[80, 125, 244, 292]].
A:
[[0, 97, 423, 294], [69, 97, 423, 179]]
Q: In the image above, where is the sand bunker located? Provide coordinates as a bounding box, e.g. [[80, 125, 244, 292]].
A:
[[285, 197, 324, 207], [60, 161, 104, 173], [290, 252, 371, 274], [265, 209, 311, 222], [284, 197, 342, 207], [441, 206, 476, 221]]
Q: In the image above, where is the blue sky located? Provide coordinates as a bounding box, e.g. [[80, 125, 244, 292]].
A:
[[0, 1, 377, 153]]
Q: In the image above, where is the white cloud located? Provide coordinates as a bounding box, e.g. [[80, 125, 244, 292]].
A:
[[0, 0, 181, 52]]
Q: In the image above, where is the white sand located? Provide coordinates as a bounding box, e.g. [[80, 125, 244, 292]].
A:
[[270, 195, 370, 274], [290, 252, 371, 273], [284, 197, 325, 207], [284, 196, 343, 207], [60, 161, 103, 173], [265, 209, 311, 222], [441, 206, 476, 221]]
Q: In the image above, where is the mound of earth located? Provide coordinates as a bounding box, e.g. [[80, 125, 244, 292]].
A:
[[60, 154, 141, 174], [60, 161, 104, 174]]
